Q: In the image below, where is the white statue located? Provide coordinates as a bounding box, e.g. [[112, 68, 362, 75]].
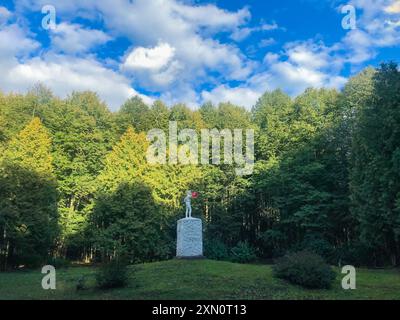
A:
[[184, 190, 192, 218], [177, 190, 203, 258]]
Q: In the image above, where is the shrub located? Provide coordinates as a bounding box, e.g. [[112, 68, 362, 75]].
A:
[[230, 241, 257, 263], [95, 259, 129, 289], [205, 239, 230, 261], [273, 250, 336, 289]]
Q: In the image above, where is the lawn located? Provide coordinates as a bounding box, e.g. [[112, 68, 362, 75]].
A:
[[0, 259, 399, 300]]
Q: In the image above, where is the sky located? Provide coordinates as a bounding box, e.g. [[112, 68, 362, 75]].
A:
[[0, 0, 399, 110]]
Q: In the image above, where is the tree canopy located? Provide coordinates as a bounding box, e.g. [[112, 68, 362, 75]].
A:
[[0, 62, 399, 269]]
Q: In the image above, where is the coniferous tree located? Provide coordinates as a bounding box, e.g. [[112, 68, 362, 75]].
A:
[[350, 63, 400, 266], [0, 118, 58, 269]]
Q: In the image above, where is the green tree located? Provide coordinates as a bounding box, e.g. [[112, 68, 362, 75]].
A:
[[92, 181, 168, 263], [250, 88, 350, 261], [169, 103, 205, 131], [115, 96, 152, 134], [350, 63, 400, 266], [0, 118, 58, 269], [148, 100, 170, 132], [97, 127, 149, 193], [37, 93, 115, 259]]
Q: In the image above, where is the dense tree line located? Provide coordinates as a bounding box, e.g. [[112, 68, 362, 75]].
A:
[[0, 63, 399, 270]]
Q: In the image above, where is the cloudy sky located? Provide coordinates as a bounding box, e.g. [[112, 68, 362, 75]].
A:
[[0, 0, 399, 110]]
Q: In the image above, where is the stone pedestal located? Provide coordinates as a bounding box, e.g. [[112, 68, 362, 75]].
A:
[[176, 218, 203, 258]]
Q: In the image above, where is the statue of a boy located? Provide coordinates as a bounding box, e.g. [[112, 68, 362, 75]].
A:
[[184, 190, 192, 218]]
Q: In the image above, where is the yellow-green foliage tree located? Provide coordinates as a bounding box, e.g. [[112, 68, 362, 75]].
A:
[[145, 163, 203, 210], [98, 126, 202, 209], [91, 127, 202, 262], [36, 92, 115, 260], [4, 118, 53, 173], [97, 127, 150, 193], [92, 127, 163, 262], [0, 118, 58, 270]]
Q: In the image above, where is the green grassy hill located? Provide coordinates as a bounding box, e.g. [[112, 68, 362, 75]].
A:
[[1, 259, 399, 300]]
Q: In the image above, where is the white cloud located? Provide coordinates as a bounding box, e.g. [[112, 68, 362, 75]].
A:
[[202, 41, 347, 108], [150, 60, 183, 87], [0, 6, 11, 24], [341, 0, 400, 64], [7, 0, 400, 110], [230, 22, 279, 42], [263, 52, 279, 64], [50, 23, 111, 54], [230, 27, 254, 42], [385, 1, 400, 13], [263, 42, 347, 96], [170, 3, 250, 31], [161, 85, 199, 108], [386, 18, 400, 26], [123, 42, 176, 70], [16, 0, 254, 104], [285, 42, 331, 69], [259, 38, 276, 48], [342, 29, 376, 64], [260, 22, 279, 31], [0, 23, 39, 58], [0, 54, 152, 110], [0, 22, 151, 111], [267, 62, 346, 95], [95, 0, 255, 101], [9, 55, 152, 110], [201, 85, 261, 108]]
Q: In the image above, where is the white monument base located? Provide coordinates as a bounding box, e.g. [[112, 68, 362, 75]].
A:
[[176, 217, 203, 258]]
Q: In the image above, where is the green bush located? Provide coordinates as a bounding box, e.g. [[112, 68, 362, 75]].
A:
[[230, 241, 257, 263], [204, 240, 229, 260], [95, 259, 129, 289], [205, 239, 230, 261], [273, 250, 336, 289]]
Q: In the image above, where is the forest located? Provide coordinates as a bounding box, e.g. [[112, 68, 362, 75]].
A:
[[0, 62, 399, 271]]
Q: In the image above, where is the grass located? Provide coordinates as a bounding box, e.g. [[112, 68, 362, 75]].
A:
[[0, 259, 399, 300]]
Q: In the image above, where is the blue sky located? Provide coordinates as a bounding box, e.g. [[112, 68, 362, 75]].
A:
[[0, 0, 399, 110]]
